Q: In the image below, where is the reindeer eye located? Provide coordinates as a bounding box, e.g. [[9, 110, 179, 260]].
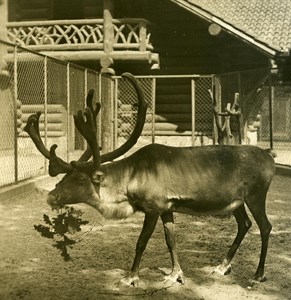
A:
[[79, 176, 86, 182]]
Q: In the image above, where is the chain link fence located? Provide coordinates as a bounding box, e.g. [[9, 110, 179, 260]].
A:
[[0, 40, 99, 187], [114, 75, 214, 151], [1, 38, 291, 188], [114, 76, 154, 154], [269, 72, 291, 165], [193, 76, 214, 145], [215, 68, 291, 166], [114, 70, 291, 166]]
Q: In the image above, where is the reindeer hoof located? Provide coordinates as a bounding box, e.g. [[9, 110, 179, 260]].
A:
[[213, 263, 232, 276], [120, 275, 139, 287], [252, 274, 267, 283], [247, 275, 267, 289], [164, 271, 185, 285]]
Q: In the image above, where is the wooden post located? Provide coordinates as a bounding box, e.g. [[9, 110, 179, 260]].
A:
[[100, 73, 114, 153], [102, 0, 114, 73], [0, 0, 8, 75], [139, 20, 147, 52], [0, 0, 15, 157], [269, 73, 274, 149], [152, 78, 156, 144], [191, 79, 196, 146], [213, 76, 222, 144], [100, 0, 115, 153], [0, 0, 7, 41], [103, 0, 114, 54], [210, 83, 242, 146]]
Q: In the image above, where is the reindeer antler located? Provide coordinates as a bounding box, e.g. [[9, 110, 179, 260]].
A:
[[77, 89, 101, 162], [25, 73, 148, 176], [75, 73, 148, 165], [24, 112, 73, 176], [73, 106, 101, 170], [100, 72, 148, 163]]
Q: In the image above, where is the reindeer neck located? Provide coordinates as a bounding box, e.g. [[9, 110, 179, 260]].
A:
[[93, 159, 136, 219]]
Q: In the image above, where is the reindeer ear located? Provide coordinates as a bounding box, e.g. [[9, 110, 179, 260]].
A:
[[92, 170, 104, 183]]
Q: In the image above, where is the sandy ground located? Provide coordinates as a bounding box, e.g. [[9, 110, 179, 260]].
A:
[[0, 174, 290, 300]]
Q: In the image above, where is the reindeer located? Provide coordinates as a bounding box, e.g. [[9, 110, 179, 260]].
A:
[[24, 73, 276, 287]]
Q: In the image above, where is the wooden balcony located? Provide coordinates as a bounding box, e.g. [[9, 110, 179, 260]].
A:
[[6, 18, 159, 66]]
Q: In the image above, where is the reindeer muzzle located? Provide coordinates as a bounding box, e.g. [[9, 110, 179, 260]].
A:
[[47, 193, 62, 210]]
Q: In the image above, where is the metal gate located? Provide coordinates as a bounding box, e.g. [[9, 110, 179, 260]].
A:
[[113, 75, 214, 151]]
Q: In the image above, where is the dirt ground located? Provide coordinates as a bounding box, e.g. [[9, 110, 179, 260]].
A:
[[0, 174, 290, 300]]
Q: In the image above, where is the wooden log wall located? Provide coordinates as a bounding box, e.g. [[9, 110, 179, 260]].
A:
[[8, 0, 103, 21], [83, 0, 103, 18], [20, 104, 67, 137], [8, 0, 52, 21], [155, 77, 192, 135]]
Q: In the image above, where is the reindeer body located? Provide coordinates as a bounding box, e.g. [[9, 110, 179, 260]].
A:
[[94, 144, 274, 218], [25, 73, 276, 288]]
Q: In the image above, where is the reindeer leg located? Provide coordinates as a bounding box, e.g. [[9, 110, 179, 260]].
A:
[[214, 204, 252, 275], [160, 211, 184, 284], [120, 213, 159, 287], [246, 193, 272, 282]]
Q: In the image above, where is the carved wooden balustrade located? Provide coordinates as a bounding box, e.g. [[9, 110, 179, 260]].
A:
[[7, 18, 153, 52]]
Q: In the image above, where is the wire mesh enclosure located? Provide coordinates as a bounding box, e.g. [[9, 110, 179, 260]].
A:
[[269, 74, 291, 165], [114, 75, 214, 149], [0, 40, 99, 187], [2, 38, 291, 188], [216, 68, 291, 165], [113, 70, 291, 166], [114, 76, 155, 152]]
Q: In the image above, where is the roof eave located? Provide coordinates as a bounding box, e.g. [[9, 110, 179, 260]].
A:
[[170, 0, 281, 58]]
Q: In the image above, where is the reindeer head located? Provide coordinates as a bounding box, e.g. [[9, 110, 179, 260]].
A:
[[24, 73, 148, 209]]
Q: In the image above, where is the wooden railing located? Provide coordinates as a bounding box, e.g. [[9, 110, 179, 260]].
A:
[[7, 18, 153, 52]]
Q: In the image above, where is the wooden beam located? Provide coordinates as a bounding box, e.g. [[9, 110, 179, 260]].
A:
[[19, 51, 160, 63]]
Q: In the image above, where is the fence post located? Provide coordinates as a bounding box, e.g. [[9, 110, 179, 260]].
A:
[[66, 63, 70, 161], [84, 68, 88, 105], [152, 78, 156, 144], [191, 79, 196, 146], [44, 56, 48, 172], [213, 76, 222, 144], [237, 71, 246, 143], [268, 72, 274, 149], [13, 45, 18, 183], [113, 77, 118, 149], [98, 73, 102, 146], [101, 73, 114, 153]]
